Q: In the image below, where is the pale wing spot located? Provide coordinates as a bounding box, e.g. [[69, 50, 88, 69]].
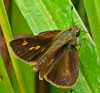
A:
[[66, 69, 70, 75], [29, 47, 35, 50], [35, 45, 40, 50], [22, 42, 28, 45], [65, 64, 71, 75], [29, 45, 40, 51], [22, 39, 28, 46]]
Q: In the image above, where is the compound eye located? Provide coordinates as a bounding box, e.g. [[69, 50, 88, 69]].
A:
[[76, 31, 80, 37]]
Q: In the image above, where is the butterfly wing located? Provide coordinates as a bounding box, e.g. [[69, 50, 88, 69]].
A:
[[44, 45, 79, 88], [34, 31, 74, 73], [9, 30, 60, 64]]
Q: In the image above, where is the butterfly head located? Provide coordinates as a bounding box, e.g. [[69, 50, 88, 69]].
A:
[[70, 26, 81, 37]]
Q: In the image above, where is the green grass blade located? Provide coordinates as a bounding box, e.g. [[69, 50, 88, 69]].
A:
[[0, 53, 13, 93], [84, 0, 100, 63], [77, 0, 86, 21], [14, 0, 73, 35], [0, 0, 35, 93], [10, 0, 33, 35]]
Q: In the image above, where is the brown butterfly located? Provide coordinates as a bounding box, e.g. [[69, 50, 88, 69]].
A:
[[9, 26, 81, 88]]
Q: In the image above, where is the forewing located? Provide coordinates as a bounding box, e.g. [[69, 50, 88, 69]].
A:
[[10, 30, 60, 64], [44, 45, 79, 88]]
